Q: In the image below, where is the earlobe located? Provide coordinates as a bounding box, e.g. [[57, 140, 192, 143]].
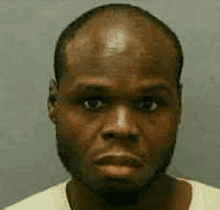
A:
[[49, 79, 58, 95], [47, 79, 58, 124]]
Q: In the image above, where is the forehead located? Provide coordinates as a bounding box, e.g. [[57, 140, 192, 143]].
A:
[[62, 12, 177, 90]]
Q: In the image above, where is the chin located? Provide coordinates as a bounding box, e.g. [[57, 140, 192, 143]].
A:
[[77, 164, 159, 195]]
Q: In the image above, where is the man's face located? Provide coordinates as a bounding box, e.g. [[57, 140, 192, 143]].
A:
[[50, 18, 181, 194]]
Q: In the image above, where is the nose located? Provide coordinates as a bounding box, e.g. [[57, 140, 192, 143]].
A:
[[101, 105, 140, 143]]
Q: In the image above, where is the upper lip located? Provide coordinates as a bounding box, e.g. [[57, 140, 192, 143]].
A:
[[93, 152, 144, 167]]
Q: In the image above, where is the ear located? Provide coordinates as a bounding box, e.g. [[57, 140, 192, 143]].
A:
[[177, 83, 182, 124], [47, 79, 59, 124]]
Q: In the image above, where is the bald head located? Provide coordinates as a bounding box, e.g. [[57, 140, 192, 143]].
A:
[[54, 4, 183, 91]]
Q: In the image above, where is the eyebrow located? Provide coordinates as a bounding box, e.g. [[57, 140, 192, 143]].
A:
[[136, 84, 172, 94], [68, 83, 173, 95]]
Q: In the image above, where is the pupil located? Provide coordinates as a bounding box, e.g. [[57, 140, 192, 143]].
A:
[[146, 101, 152, 108], [89, 100, 99, 107], [141, 101, 152, 108]]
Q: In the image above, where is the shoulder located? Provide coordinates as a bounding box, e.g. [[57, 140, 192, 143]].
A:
[[188, 179, 220, 195], [178, 178, 220, 209], [193, 180, 220, 199], [4, 180, 70, 210]]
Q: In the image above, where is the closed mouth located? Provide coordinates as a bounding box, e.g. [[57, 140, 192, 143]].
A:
[[93, 153, 143, 167]]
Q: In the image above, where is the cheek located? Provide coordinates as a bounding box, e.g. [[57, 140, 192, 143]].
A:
[[57, 106, 101, 150], [143, 113, 178, 151], [155, 114, 177, 134], [57, 106, 88, 147], [141, 113, 178, 168], [60, 104, 87, 123]]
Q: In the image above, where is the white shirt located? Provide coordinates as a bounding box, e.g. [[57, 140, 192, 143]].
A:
[[4, 177, 220, 209]]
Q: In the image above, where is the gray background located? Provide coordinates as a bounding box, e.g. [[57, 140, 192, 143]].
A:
[[1, 0, 220, 208]]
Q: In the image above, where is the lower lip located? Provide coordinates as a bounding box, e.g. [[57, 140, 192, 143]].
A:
[[97, 164, 135, 176]]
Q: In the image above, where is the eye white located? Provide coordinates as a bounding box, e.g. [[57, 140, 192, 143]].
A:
[[139, 101, 158, 111], [150, 102, 158, 111], [84, 100, 103, 109]]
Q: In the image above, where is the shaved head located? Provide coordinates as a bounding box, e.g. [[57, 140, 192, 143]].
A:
[[54, 4, 183, 91]]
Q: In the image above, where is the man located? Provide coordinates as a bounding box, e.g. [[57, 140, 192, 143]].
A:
[[4, 3, 220, 210]]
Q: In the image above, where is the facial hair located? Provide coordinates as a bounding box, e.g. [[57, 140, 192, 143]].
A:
[[56, 125, 178, 208]]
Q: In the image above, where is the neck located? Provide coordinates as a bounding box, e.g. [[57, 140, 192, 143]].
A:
[[67, 174, 177, 210]]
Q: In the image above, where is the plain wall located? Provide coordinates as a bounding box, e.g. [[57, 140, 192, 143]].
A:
[[1, 0, 220, 208]]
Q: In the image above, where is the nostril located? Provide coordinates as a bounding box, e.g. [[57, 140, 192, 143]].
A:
[[128, 134, 136, 140], [128, 134, 139, 142], [102, 132, 139, 141], [102, 133, 116, 140], [109, 133, 115, 138]]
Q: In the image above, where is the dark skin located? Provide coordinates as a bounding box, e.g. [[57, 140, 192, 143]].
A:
[[48, 11, 192, 210]]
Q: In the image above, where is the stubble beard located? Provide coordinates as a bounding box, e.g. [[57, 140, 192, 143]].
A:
[[56, 125, 178, 208]]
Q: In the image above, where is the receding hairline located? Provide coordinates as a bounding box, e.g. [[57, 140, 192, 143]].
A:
[[64, 11, 178, 79], [66, 9, 176, 49], [54, 4, 183, 90]]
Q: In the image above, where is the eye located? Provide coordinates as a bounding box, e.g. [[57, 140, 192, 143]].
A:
[[137, 98, 162, 112], [84, 98, 107, 110]]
